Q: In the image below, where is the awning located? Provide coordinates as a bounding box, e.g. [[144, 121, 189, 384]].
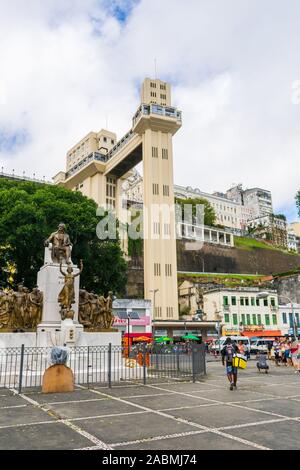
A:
[[242, 330, 283, 338], [123, 333, 152, 339]]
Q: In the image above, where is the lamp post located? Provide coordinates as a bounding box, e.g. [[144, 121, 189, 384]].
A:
[[257, 292, 298, 339], [150, 289, 159, 340], [126, 309, 132, 358]]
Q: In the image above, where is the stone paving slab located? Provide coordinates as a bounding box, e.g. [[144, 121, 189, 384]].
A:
[[91, 385, 179, 397], [165, 403, 275, 428], [239, 398, 300, 418], [0, 422, 92, 450], [117, 431, 258, 451], [47, 398, 140, 420], [225, 420, 300, 450], [124, 394, 213, 411], [0, 394, 28, 408], [77, 411, 197, 444], [0, 406, 55, 428], [25, 389, 103, 404]]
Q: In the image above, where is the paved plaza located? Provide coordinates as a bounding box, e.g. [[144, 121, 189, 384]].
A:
[[0, 360, 300, 450]]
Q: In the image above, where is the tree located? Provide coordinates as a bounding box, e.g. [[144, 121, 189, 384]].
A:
[[0, 179, 127, 295], [175, 197, 216, 227]]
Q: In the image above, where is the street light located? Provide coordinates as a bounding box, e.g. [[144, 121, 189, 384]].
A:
[[256, 291, 298, 338], [150, 289, 159, 339]]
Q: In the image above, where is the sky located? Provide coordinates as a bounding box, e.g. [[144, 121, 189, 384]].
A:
[[0, 0, 300, 221]]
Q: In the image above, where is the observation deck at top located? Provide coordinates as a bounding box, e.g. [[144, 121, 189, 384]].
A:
[[58, 103, 182, 184]]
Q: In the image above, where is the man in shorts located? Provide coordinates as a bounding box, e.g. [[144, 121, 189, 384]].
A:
[[221, 337, 239, 390]]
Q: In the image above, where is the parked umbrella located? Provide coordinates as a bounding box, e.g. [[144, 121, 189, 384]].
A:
[[155, 336, 171, 343], [181, 334, 200, 341]]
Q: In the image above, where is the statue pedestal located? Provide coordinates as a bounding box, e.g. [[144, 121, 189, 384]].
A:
[[36, 259, 83, 347]]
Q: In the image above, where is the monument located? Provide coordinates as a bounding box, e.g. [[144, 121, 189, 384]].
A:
[[0, 223, 121, 348]]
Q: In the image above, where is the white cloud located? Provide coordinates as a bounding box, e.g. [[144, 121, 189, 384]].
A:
[[0, 0, 300, 218]]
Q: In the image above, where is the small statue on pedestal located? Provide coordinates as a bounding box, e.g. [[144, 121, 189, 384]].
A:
[[58, 260, 83, 319], [44, 223, 72, 264]]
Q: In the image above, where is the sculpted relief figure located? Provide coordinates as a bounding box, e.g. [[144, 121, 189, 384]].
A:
[[78, 289, 92, 327], [28, 287, 43, 329], [12, 284, 28, 329], [77, 289, 116, 331], [45, 223, 72, 264], [0, 289, 12, 329]]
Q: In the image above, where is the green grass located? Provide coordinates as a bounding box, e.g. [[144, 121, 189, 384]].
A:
[[234, 236, 300, 256], [178, 272, 264, 281]]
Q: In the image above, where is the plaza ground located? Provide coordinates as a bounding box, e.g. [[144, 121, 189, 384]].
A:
[[0, 360, 300, 450]]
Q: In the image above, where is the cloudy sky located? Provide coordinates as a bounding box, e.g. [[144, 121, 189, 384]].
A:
[[0, 0, 300, 221]]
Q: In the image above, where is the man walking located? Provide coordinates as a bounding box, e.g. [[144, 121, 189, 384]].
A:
[[221, 337, 239, 390]]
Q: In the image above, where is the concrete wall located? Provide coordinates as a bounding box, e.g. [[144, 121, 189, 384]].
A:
[[176, 241, 300, 275], [274, 274, 300, 304]]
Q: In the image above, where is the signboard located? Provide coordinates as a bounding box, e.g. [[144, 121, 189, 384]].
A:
[[113, 316, 150, 327]]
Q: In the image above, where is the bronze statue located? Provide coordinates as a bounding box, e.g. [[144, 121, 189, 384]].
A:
[[28, 287, 43, 329], [45, 223, 72, 264], [0, 289, 11, 329], [58, 260, 83, 317], [77, 289, 115, 331], [12, 284, 28, 329], [79, 289, 92, 327]]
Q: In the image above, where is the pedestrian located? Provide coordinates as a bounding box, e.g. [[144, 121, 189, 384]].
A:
[[221, 337, 239, 391], [273, 338, 281, 366], [267, 341, 273, 360], [291, 338, 300, 373]]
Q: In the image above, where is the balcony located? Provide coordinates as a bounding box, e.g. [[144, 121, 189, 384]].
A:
[[66, 152, 107, 179], [132, 104, 182, 128]]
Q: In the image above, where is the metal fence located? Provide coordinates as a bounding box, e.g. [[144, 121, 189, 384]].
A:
[[0, 343, 206, 393]]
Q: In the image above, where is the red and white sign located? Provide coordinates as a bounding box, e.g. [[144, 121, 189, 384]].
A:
[[113, 316, 151, 327]]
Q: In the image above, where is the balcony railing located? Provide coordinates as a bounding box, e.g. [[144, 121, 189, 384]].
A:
[[66, 152, 107, 179], [132, 104, 182, 128]]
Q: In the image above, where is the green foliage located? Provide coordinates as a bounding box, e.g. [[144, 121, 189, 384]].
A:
[[0, 179, 127, 295], [175, 197, 216, 227]]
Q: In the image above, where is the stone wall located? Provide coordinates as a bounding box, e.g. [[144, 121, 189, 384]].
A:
[[177, 241, 300, 275], [273, 274, 300, 304]]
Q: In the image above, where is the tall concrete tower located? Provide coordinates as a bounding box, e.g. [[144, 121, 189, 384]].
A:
[[54, 77, 182, 321]]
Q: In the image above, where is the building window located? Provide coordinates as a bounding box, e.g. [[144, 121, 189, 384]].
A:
[[153, 222, 160, 235], [223, 296, 229, 306], [163, 185, 169, 196], [282, 312, 287, 324], [296, 313, 300, 326], [270, 298, 276, 307], [155, 306, 162, 318], [166, 307, 173, 318], [245, 298, 249, 307], [152, 146, 158, 158], [252, 314, 257, 325], [152, 183, 159, 195], [251, 297, 255, 306], [246, 314, 251, 325], [165, 264, 172, 276], [263, 299, 268, 307], [289, 312, 293, 327], [231, 296, 236, 306], [154, 263, 161, 276], [162, 148, 168, 159], [241, 314, 245, 325], [232, 314, 238, 325], [240, 298, 245, 306], [224, 313, 230, 323], [257, 314, 262, 325], [111, 139, 115, 145], [256, 298, 260, 306], [164, 223, 170, 236], [103, 137, 107, 142], [272, 314, 277, 325], [150, 82, 156, 88], [265, 314, 270, 326]]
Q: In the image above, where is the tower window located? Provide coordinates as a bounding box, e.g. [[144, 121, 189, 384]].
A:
[[162, 148, 168, 159], [152, 183, 159, 195], [152, 147, 158, 158], [154, 263, 161, 276], [165, 264, 172, 276], [163, 185, 169, 196]]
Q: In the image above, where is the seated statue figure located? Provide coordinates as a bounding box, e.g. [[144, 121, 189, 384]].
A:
[[44, 223, 72, 264]]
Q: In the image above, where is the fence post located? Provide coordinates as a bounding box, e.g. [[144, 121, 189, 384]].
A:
[[142, 344, 147, 385], [203, 344, 207, 376], [87, 346, 90, 388], [18, 344, 25, 394], [176, 349, 180, 372], [108, 343, 112, 388], [192, 346, 196, 383]]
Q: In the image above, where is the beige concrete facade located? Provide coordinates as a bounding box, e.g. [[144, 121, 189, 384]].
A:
[[53, 78, 182, 321]]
